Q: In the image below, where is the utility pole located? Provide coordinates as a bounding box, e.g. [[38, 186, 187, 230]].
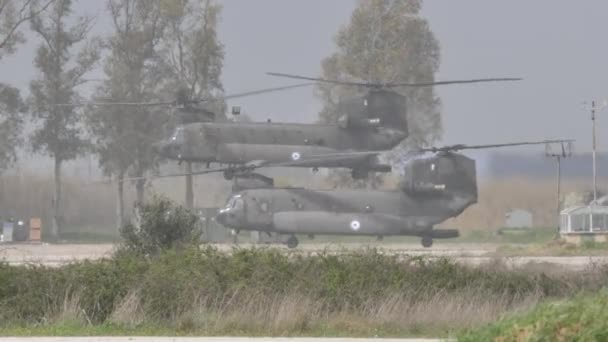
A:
[[592, 100, 597, 203], [546, 141, 572, 235], [586, 100, 606, 204]]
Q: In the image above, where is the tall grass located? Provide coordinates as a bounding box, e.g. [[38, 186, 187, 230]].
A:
[[1, 247, 607, 336]]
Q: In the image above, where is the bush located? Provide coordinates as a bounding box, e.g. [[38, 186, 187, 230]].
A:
[[458, 289, 608, 341], [2, 248, 608, 335], [119, 195, 200, 256]]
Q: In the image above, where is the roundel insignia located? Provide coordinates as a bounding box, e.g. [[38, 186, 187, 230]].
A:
[[291, 152, 301, 161], [350, 220, 361, 231]]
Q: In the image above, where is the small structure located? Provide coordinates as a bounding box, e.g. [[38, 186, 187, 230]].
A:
[[504, 209, 533, 229], [560, 196, 608, 243], [29, 218, 41, 242]]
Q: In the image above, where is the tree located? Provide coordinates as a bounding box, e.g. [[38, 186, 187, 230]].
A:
[[88, 0, 167, 230], [0, 84, 25, 172], [0, 0, 55, 174], [317, 0, 441, 186], [29, 0, 101, 237], [158, 0, 224, 209], [0, 0, 56, 58]]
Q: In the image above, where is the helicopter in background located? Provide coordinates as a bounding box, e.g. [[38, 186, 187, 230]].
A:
[[150, 73, 521, 184], [66, 72, 521, 185]]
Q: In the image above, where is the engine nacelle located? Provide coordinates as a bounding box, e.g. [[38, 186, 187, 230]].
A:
[[401, 153, 477, 200]]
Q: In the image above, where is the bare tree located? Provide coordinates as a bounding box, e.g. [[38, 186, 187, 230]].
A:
[[29, 0, 101, 237]]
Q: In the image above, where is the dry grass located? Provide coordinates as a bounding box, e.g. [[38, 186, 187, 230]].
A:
[[100, 288, 541, 335], [442, 177, 603, 231]]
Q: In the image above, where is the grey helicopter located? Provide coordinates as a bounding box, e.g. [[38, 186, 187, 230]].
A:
[[149, 72, 522, 185], [66, 72, 521, 187], [199, 139, 572, 248]]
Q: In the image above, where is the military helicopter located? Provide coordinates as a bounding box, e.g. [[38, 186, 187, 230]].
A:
[[150, 73, 522, 183], [200, 139, 573, 248]]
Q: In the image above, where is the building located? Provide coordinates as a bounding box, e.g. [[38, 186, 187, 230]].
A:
[[559, 196, 608, 243]]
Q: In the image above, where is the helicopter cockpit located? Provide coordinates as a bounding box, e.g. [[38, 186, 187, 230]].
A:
[[215, 194, 246, 228], [154, 127, 186, 160]]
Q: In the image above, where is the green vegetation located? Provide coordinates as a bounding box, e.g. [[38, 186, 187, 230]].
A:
[[1, 247, 607, 337], [458, 290, 608, 341], [119, 195, 201, 256]]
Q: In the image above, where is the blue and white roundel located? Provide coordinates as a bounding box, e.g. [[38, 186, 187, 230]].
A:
[[350, 220, 361, 231], [291, 152, 301, 161]]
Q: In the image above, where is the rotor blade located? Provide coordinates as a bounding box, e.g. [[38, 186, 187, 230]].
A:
[[419, 139, 575, 153], [195, 83, 313, 103], [57, 83, 313, 107], [385, 78, 522, 88], [268, 72, 522, 88], [267, 72, 371, 87], [55, 100, 176, 107]]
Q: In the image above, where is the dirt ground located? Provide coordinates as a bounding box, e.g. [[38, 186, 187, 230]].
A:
[[2, 242, 608, 270]]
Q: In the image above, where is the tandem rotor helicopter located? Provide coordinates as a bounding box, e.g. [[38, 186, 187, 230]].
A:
[[65, 72, 523, 186], [183, 139, 573, 248], [65, 70, 572, 248]]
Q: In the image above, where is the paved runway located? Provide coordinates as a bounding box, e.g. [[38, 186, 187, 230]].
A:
[[1, 243, 607, 270]]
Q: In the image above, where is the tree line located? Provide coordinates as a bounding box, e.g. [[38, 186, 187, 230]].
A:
[[0, 0, 441, 238]]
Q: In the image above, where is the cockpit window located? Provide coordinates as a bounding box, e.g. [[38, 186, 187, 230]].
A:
[[225, 195, 242, 209], [171, 127, 183, 141]]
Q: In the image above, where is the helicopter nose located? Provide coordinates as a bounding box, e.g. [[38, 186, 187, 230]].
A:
[[215, 210, 228, 226]]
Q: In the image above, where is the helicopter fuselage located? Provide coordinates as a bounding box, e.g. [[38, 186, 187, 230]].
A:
[[215, 187, 473, 239], [215, 152, 479, 247], [156, 121, 406, 172]]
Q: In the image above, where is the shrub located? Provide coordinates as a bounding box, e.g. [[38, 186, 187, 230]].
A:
[[458, 289, 608, 341], [119, 195, 200, 256]]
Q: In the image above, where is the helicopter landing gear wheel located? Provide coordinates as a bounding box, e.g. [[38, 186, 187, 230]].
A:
[[286, 235, 299, 249], [351, 168, 368, 179], [223, 170, 234, 180], [421, 236, 433, 248]]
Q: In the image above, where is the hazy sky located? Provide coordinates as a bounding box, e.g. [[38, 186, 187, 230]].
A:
[[2, 0, 608, 155]]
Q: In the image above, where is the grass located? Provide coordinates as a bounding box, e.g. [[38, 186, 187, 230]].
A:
[[2, 246, 608, 337], [458, 289, 608, 341], [0, 289, 539, 338]]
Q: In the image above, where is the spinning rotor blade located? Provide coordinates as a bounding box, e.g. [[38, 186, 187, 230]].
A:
[[418, 139, 575, 153], [266, 72, 371, 87], [214, 83, 313, 102], [267, 72, 522, 89], [55, 83, 312, 107]]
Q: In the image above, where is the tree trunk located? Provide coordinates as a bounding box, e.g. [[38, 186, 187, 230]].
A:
[[136, 177, 145, 207], [185, 161, 194, 209], [116, 170, 125, 232], [51, 157, 62, 239]]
